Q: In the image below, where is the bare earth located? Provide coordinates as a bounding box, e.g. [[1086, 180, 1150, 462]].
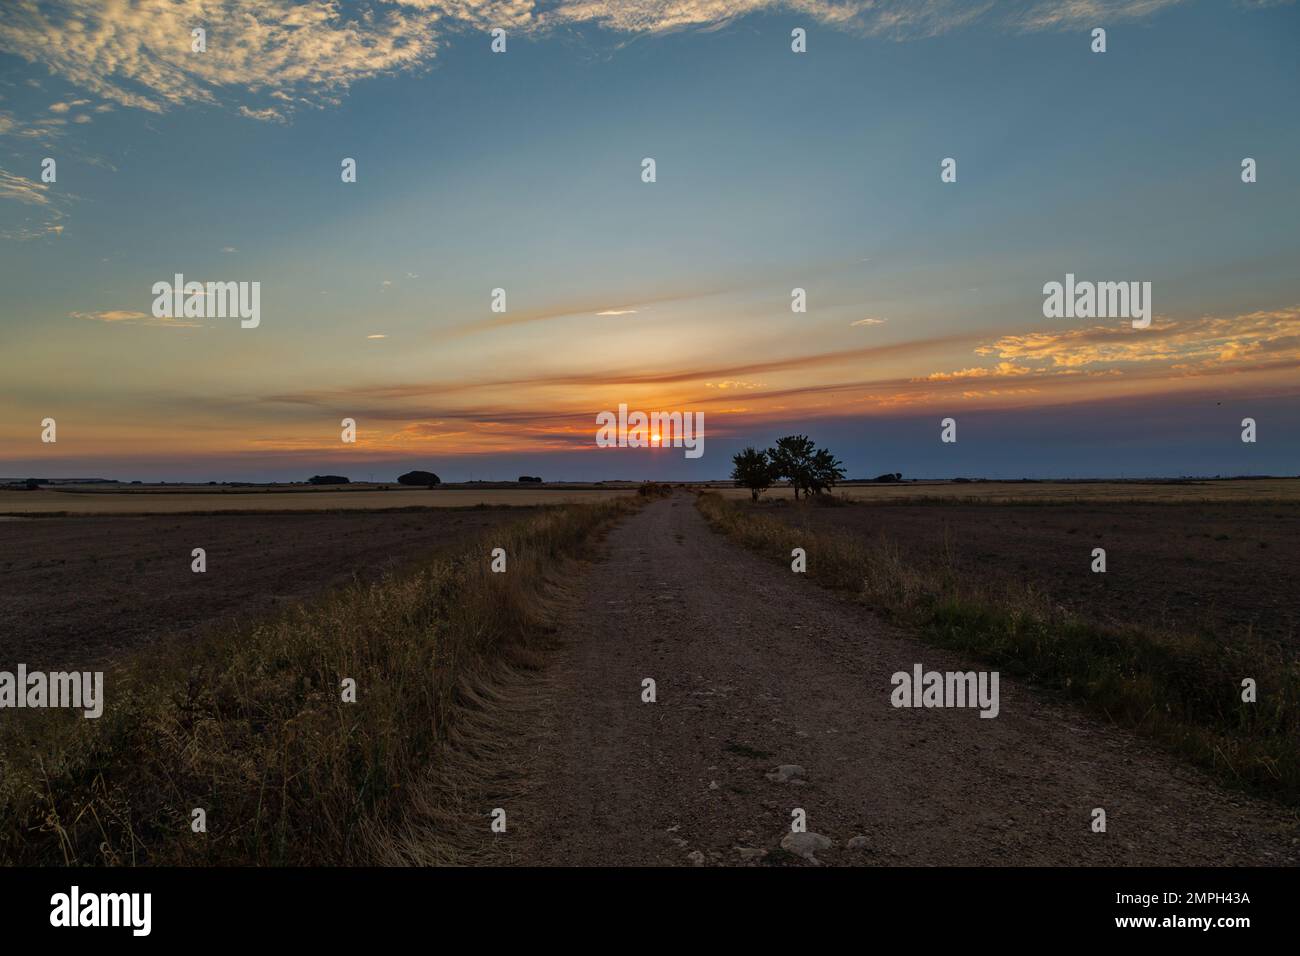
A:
[[0, 510, 523, 667], [768, 500, 1300, 647], [478, 494, 1299, 866], [709, 478, 1300, 504]]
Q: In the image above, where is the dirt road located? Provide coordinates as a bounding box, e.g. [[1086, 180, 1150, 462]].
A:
[[479, 494, 1298, 866]]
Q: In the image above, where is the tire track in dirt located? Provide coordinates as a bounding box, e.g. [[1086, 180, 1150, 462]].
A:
[[482, 495, 1299, 866]]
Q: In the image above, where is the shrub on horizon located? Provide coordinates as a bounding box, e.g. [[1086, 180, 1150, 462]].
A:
[[397, 470, 441, 487]]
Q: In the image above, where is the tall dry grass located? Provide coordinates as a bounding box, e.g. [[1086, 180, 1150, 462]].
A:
[[696, 492, 1300, 806], [0, 498, 637, 866]]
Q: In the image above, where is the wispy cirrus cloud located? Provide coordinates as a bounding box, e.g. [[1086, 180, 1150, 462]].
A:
[[69, 310, 150, 322], [0, 167, 52, 205], [0, 108, 69, 146], [535, 0, 989, 37], [0, 167, 68, 239], [69, 309, 201, 328], [1011, 0, 1185, 32], [521, 0, 1196, 38]]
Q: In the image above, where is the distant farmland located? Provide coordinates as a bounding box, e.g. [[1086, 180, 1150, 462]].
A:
[[709, 478, 1300, 504], [0, 484, 637, 515], [5, 479, 1297, 515]]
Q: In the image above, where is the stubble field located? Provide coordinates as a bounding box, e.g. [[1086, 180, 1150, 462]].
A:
[[1, 508, 530, 667], [762, 491, 1300, 648]]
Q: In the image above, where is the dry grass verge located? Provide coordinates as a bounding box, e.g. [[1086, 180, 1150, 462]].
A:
[[0, 498, 638, 865]]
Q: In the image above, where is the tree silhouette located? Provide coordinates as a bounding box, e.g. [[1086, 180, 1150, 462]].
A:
[[767, 435, 815, 498], [397, 470, 441, 487], [809, 447, 847, 495], [731, 447, 776, 501], [767, 435, 845, 498]]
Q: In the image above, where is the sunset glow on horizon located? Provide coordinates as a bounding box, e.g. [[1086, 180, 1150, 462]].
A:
[[2, 1, 1298, 481]]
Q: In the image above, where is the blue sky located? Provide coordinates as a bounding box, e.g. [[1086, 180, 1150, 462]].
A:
[[1, 0, 1298, 481]]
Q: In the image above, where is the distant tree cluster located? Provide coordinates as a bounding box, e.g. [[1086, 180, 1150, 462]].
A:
[[517, 475, 543, 483], [307, 475, 350, 485], [731, 435, 846, 501], [397, 470, 441, 487]]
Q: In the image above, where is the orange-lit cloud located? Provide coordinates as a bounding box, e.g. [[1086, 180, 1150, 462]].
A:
[[920, 362, 1032, 381], [971, 307, 1300, 370]]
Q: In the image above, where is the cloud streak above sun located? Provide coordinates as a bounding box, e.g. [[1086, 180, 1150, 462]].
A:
[[203, 304, 1300, 458]]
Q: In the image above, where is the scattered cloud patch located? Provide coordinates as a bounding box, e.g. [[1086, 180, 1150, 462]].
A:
[[921, 361, 1032, 381], [975, 308, 1300, 370], [913, 307, 1300, 385], [0, 0, 440, 118], [238, 105, 286, 123], [48, 98, 89, 114], [0, 0, 1202, 126]]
